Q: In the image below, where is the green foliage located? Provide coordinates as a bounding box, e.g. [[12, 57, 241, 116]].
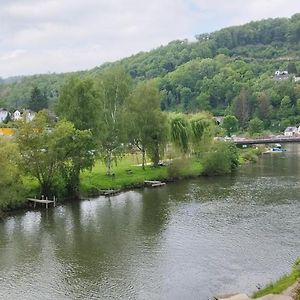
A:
[[16, 111, 96, 198], [0, 139, 25, 209], [56, 76, 100, 131], [223, 115, 239, 136], [248, 117, 264, 135], [170, 113, 191, 154], [28, 86, 48, 112], [239, 147, 262, 163], [126, 80, 168, 168], [146, 112, 169, 167], [167, 158, 193, 179], [96, 66, 132, 175], [202, 142, 239, 176]]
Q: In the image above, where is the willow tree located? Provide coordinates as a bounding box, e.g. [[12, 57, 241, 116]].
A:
[[169, 113, 191, 154], [96, 66, 132, 175], [190, 112, 215, 154]]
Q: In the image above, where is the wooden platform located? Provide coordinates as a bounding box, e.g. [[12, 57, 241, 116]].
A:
[[97, 190, 121, 196], [144, 180, 166, 187], [27, 196, 56, 209]]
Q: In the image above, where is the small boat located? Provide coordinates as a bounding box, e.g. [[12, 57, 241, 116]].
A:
[[263, 146, 287, 154]]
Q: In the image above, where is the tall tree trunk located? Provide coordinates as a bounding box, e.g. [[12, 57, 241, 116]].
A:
[[106, 150, 113, 176], [142, 148, 146, 170]]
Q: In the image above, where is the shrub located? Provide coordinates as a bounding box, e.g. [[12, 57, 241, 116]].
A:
[[202, 142, 239, 176]]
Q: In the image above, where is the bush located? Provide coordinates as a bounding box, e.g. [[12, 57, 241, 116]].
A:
[[202, 142, 239, 176], [167, 158, 191, 179]]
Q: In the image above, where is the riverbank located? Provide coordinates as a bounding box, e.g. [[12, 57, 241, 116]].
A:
[[80, 156, 203, 196], [216, 260, 300, 300], [0, 147, 263, 217], [252, 259, 300, 299]]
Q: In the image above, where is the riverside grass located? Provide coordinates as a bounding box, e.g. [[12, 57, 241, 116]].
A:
[[80, 155, 203, 194], [4, 146, 259, 211], [252, 259, 300, 298]]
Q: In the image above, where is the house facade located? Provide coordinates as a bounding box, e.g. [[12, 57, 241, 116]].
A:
[[273, 70, 289, 81], [0, 108, 9, 123], [284, 126, 298, 137], [13, 109, 36, 122]]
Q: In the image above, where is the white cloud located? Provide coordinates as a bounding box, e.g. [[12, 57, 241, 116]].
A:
[[0, 0, 299, 77]]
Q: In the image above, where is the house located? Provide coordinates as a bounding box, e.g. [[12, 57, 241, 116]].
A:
[[0, 108, 9, 123], [13, 109, 36, 122], [284, 126, 298, 137], [273, 70, 289, 81], [13, 110, 22, 120]]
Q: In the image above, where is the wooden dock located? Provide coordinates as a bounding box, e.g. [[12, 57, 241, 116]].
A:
[[27, 196, 56, 209], [97, 190, 121, 196], [144, 180, 166, 187]]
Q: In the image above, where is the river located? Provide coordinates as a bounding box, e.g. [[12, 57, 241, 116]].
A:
[[0, 144, 299, 300]]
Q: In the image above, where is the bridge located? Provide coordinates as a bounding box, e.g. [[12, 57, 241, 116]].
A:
[[232, 136, 300, 145]]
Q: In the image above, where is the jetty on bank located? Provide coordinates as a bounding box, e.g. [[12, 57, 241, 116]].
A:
[[27, 196, 56, 209], [144, 180, 166, 187]]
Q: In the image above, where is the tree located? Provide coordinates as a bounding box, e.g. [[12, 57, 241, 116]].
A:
[[256, 91, 271, 120], [51, 121, 96, 198], [279, 96, 294, 118], [233, 88, 251, 129], [16, 111, 95, 198], [28, 86, 48, 112], [190, 112, 215, 154], [127, 80, 167, 169], [287, 62, 297, 74], [170, 113, 191, 154], [56, 76, 100, 132], [0, 139, 23, 209], [223, 115, 239, 136], [202, 142, 239, 176], [248, 117, 264, 135], [96, 67, 132, 175], [146, 112, 169, 167]]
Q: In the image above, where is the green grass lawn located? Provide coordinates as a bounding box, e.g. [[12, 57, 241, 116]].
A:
[[80, 155, 203, 194]]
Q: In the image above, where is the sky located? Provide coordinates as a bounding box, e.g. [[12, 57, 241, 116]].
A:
[[0, 0, 299, 78]]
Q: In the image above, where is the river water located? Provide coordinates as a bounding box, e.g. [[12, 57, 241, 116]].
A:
[[0, 144, 299, 300]]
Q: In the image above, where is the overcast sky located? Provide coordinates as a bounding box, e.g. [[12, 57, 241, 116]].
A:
[[0, 0, 299, 78]]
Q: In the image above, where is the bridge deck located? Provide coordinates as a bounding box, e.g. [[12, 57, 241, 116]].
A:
[[233, 136, 300, 145]]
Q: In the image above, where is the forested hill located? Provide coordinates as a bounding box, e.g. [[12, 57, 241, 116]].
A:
[[1, 14, 300, 127]]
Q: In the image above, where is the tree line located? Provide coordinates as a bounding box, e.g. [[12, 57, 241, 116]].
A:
[[1, 67, 219, 204]]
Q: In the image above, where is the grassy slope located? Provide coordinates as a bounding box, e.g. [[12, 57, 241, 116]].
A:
[[252, 259, 300, 298]]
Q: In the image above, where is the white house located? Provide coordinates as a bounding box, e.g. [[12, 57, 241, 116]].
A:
[[273, 70, 289, 81], [13, 110, 22, 121], [12, 109, 36, 122], [0, 108, 9, 123], [284, 126, 298, 137]]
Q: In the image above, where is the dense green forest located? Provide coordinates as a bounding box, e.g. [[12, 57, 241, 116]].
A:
[[1, 14, 300, 131]]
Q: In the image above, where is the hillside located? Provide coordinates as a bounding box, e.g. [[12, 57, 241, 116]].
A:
[[0, 14, 300, 130]]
